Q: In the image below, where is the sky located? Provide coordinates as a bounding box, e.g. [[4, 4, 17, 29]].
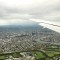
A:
[[0, 0, 60, 32]]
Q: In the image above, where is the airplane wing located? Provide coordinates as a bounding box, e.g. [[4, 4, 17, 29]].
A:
[[30, 19, 60, 33]]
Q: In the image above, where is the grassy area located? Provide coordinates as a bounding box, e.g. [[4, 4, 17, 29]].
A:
[[34, 52, 45, 59], [0, 56, 5, 60], [45, 51, 60, 57]]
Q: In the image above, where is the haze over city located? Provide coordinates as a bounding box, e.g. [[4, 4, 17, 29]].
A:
[[0, 0, 60, 32]]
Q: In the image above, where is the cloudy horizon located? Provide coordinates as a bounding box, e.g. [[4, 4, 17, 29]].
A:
[[0, 0, 60, 32]]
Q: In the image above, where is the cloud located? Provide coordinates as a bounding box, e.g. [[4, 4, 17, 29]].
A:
[[0, 0, 60, 26], [29, 0, 60, 20]]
